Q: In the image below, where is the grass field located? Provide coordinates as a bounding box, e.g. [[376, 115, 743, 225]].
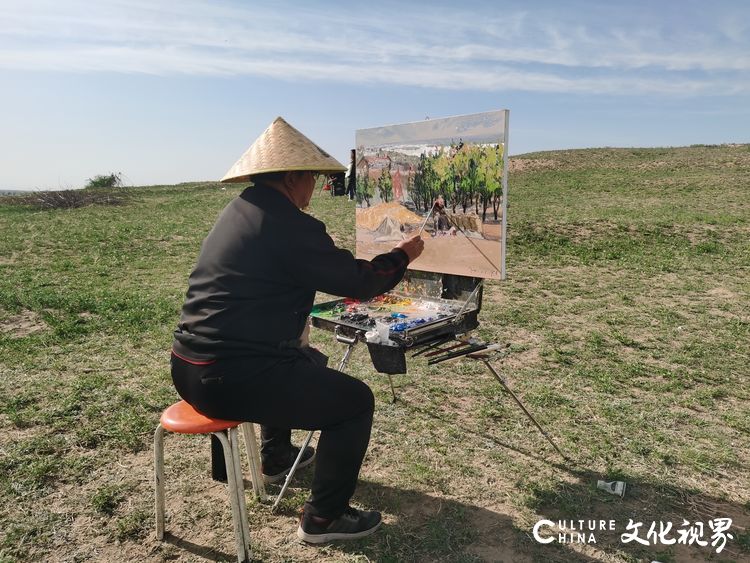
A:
[[1, 145, 748, 562]]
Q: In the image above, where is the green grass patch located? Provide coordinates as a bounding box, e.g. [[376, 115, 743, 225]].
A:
[[1, 147, 748, 561]]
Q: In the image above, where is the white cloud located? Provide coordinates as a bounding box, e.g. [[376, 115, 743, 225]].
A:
[[0, 0, 748, 94]]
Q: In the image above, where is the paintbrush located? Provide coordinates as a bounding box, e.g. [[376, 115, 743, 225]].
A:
[[464, 343, 510, 358], [416, 205, 435, 237], [423, 338, 480, 358], [410, 334, 455, 357], [428, 342, 489, 364]]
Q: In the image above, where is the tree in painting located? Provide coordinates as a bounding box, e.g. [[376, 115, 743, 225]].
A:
[[377, 163, 393, 203], [356, 173, 373, 207]]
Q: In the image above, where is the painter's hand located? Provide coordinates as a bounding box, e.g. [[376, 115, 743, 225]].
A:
[[395, 235, 424, 263]]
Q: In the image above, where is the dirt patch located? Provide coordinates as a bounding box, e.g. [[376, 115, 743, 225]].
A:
[[636, 160, 672, 170], [509, 158, 558, 173], [39, 440, 243, 562], [0, 251, 17, 265], [0, 309, 48, 337], [504, 329, 543, 370], [706, 287, 738, 300], [460, 500, 531, 562]]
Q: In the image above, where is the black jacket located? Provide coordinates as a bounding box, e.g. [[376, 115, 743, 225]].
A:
[[173, 184, 408, 360]]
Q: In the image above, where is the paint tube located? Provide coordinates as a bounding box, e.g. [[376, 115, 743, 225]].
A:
[[596, 480, 626, 498]]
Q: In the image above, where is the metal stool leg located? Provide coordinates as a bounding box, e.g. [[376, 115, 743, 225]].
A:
[[213, 430, 251, 563], [154, 424, 165, 540], [229, 427, 251, 559], [241, 423, 267, 502]]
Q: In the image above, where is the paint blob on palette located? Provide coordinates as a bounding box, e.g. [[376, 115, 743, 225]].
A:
[[310, 294, 461, 334]]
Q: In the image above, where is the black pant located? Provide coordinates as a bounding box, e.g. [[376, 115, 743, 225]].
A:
[[170, 351, 375, 519]]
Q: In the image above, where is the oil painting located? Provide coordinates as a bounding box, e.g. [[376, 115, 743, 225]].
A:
[[355, 110, 509, 279]]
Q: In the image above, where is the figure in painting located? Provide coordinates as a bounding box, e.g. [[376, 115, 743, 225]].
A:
[[432, 195, 452, 235]]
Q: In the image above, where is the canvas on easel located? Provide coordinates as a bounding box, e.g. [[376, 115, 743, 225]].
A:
[[311, 110, 511, 370], [355, 109, 509, 280]]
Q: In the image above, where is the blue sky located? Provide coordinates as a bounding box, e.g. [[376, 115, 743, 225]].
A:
[[1, 0, 748, 190]]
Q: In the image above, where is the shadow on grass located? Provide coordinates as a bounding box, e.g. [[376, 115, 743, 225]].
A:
[[177, 400, 748, 561], [382, 398, 750, 562], [299, 476, 749, 563], [268, 468, 600, 562], [320, 480, 602, 563], [525, 474, 750, 563], [403, 399, 569, 467], [145, 432, 747, 562], [162, 532, 235, 562]]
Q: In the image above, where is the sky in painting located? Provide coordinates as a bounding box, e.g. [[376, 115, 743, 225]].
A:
[[0, 0, 748, 189]]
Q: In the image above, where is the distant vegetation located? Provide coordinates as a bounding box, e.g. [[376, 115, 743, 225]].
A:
[[0, 172, 128, 209], [7, 189, 126, 210], [85, 172, 123, 189]]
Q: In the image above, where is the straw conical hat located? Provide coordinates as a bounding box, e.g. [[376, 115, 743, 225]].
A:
[[221, 117, 346, 183]]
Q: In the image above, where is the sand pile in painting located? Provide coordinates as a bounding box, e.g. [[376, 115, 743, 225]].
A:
[[373, 216, 405, 242], [357, 202, 424, 231]]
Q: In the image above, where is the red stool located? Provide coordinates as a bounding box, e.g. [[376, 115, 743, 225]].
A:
[[154, 401, 265, 563]]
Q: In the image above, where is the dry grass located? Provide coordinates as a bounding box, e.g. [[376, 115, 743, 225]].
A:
[[8, 189, 126, 210]]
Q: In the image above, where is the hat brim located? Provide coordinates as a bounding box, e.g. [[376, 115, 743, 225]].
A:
[[220, 117, 347, 183]]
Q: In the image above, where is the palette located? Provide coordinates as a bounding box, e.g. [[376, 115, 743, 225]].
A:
[[310, 271, 482, 373], [311, 293, 471, 342]]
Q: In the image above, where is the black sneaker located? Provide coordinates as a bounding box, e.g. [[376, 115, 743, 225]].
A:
[[297, 506, 382, 543], [262, 446, 316, 484]]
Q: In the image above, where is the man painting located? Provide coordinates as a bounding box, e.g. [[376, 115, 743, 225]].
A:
[[171, 117, 424, 542]]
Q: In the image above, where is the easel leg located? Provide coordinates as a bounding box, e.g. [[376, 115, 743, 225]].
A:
[[271, 340, 359, 511], [336, 340, 357, 371], [481, 359, 565, 458], [271, 429, 315, 512]]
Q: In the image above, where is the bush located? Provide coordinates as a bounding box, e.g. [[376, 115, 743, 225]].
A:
[[85, 173, 123, 189]]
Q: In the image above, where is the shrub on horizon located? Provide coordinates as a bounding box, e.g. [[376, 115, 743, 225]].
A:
[[85, 173, 123, 189]]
